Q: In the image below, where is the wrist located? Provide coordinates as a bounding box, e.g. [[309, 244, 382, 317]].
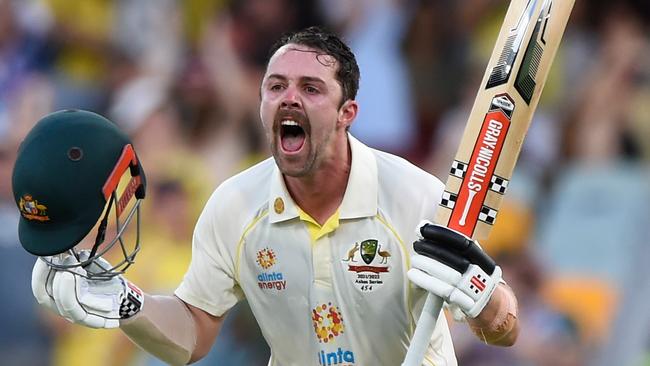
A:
[[120, 295, 197, 366], [467, 283, 519, 346], [463, 264, 502, 318], [119, 278, 144, 320]]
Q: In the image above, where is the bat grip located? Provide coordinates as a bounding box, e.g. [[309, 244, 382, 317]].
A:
[[401, 293, 444, 366]]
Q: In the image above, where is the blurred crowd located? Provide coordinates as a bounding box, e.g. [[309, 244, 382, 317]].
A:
[[0, 0, 649, 365]]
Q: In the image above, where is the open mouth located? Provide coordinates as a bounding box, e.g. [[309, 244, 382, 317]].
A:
[[280, 120, 306, 153]]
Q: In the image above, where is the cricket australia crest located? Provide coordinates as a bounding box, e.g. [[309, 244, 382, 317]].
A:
[[18, 194, 50, 221], [360, 239, 378, 264], [341, 239, 391, 293]]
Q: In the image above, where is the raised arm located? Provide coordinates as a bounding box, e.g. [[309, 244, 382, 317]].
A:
[[32, 255, 225, 365], [120, 294, 225, 364]]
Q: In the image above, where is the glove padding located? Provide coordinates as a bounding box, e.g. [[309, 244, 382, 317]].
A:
[[408, 222, 502, 318], [31, 252, 143, 329]]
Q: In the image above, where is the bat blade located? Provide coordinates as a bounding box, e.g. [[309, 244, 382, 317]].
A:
[[403, 1, 575, 365], [435, 0, 574, 241]]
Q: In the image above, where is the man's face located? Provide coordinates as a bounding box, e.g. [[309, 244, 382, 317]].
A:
[[260, 44, 354, 177]]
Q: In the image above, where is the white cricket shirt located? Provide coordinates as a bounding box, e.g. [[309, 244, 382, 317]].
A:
[[176, 135, 457, 366]]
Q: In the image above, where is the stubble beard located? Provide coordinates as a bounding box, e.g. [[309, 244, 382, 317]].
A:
[[273, 129, 336, 178], [272, 138, 317, 178]]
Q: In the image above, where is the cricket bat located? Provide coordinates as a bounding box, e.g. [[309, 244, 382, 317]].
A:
[[402, 0, 575, 364]]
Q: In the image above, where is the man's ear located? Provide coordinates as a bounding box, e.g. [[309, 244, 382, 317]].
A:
[[338, 100, 358, 129]]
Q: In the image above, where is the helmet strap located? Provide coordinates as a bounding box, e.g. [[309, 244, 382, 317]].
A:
[[89, 192, 116, 261]]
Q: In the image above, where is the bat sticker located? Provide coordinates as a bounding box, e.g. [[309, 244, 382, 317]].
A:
[[446, 94, 515, 236], [440, 191, 458, 210], [489, 175, 510, 194], [515, 0, 553, 103], [478, 206, 498, 225], [486, 0, 539, 89], [450, 160, 469, 179]]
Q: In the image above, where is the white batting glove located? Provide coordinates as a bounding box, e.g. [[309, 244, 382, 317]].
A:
[[409, 254, 502, 318], [407, 222, 502, 318], [31, 253, 144, 329], [31, 255, 60, 313]]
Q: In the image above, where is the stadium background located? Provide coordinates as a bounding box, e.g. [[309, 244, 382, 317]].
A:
[[0, 0, 649, 365]]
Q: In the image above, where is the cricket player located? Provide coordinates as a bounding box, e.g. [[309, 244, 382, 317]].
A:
[[15, 27, 518, 366]]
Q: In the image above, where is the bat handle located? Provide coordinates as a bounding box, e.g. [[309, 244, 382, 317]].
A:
[[401, 293, 444, 366]]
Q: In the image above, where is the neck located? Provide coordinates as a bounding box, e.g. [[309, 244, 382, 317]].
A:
[[284, 137, 352, 225]]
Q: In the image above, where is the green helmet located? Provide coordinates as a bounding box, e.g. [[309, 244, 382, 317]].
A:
[[12, 109, 146, 278]]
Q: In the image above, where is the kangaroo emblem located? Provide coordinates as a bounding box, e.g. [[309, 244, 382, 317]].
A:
[[342, 243, 359, 262]]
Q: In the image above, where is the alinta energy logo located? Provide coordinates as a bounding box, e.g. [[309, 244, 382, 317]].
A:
[[312, 302, 345, 343], [256, 247, 286, 291], [256, 247, 276, 269], [313, 302, 355, 365]]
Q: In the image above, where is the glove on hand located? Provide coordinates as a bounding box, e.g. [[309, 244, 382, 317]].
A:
[[407, 222, 502, 318], [31, 251, 143, 328]]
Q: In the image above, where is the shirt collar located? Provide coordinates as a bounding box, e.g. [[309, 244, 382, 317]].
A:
[[268, 134, 378, 223]]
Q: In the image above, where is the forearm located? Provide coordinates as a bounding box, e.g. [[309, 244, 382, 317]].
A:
[[120, 294, 198, 365], [467, 283, 519, 346]]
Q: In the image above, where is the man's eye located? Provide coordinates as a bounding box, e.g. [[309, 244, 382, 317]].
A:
[[270, 84, 284, 91], [305, 86, 319, 94]]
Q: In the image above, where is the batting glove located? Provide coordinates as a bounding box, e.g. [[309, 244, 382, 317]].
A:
[[407, 222, 502, 318], [31, 251, 143, 329]]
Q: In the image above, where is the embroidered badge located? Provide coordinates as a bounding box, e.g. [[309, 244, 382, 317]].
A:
[[342, 239, 391, 292], [274, 197, 284, 214], [18, 194, 50, 221]]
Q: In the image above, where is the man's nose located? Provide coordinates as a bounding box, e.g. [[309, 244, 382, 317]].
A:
[[280, 87, 301, 109]]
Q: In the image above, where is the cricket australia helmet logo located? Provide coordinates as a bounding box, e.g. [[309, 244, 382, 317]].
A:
[[18, 194, 50, 221]]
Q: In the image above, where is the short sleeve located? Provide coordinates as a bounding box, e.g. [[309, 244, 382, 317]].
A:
[[175, 193, 244, 316]]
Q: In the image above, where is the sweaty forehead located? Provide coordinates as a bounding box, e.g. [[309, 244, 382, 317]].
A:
[[265, 44, 338, 80]]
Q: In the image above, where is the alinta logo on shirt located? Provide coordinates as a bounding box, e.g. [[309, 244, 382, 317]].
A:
[[256, 247, 276, 269], [256, 247, 286, 291], [312, 302, 345, 343], [312, 302, 355, 365]]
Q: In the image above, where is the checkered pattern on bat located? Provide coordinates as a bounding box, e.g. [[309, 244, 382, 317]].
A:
[[478, 206, 498, 225], [489, 175, 509, 194], [450, 161, 468, 179], [440, 191, 458, 209]]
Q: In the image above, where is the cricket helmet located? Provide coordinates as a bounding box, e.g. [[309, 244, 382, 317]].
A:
[[12, 109, 146, 278]]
